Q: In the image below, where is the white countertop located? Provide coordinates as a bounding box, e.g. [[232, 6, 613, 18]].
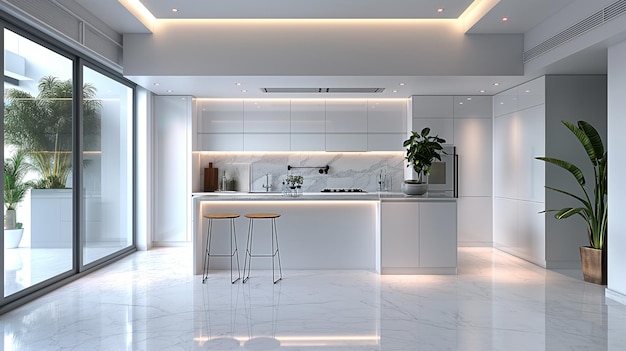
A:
[[191, 191, 456, 201]]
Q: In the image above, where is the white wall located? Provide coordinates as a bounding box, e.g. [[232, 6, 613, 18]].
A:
[[606, 39, 626, 301]]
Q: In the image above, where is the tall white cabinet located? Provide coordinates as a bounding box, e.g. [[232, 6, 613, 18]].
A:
[[493, 75, 607, 268], [153, 96, 193, 244], [410, 95, 493, 247]]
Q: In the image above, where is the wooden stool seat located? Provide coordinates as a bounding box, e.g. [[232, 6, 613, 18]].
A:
[[204, 213, 240, 219], [243, 212, 283, 284], [202, 213, 241, 284], [245, 213, 280, 219]]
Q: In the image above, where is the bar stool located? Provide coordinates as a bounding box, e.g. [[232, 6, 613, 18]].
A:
[[202, 213, 241, 284], [243, 213, 283, 284]]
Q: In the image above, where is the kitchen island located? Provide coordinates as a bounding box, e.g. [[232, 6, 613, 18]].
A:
[[192, 192, 457, 275]]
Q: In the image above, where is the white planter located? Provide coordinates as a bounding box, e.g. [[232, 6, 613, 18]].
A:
[[4, 228, 24, 249], [402, 180, 428, 195], [30, 189, 72, 248]]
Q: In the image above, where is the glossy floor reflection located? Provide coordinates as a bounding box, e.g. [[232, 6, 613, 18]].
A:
[[2, 247, 626, 350]]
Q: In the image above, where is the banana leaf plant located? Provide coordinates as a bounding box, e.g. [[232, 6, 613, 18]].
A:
[[403, 127, 447, 183], [536, 120, 607, 250]]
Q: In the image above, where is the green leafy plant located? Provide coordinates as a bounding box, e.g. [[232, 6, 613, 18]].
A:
[[286, 175, 303, 187], [4, 76, 101, 189], [403, 127, 447, 183], [4, 149, 33, 211], [535, 120, 607, 250]]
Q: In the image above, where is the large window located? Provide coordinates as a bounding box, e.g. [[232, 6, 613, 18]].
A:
[[3, 27, 135, 305]]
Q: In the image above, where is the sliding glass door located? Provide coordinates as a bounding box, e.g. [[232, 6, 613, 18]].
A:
[[81, 66, 134, 265], [4, 28, 75, 296], [3, 25, 135, 304]]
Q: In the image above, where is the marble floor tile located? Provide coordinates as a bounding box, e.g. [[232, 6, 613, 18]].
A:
[[1, 247, 625, 350]]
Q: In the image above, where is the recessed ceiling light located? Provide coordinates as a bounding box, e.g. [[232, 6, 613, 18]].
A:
[[501, 17, 508, 22], [493, 82, 500, 86], [399, 82, 405, 86], [392, 90, 398, 93], [241, 89, 247, 93], [459, 102, 464, 105], [235, 82, 242, 86], [480, 89, 486, 93], [172, 8, 179, 13], [153, 82, 160, 86], [166, 89, 173, 93], [466, 97, 472, 100], [437, 8, 444, 13], [525, 90, 531, 93]]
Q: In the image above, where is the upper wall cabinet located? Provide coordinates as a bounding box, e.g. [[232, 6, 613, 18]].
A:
[[291, 100, 326, 133], [412, 96, 453, 118], [196, 99, 244, 151], [325, 100, 368, 133], [197, 100, 243, 133], [194, 98, 408, 152], [291, 100, 326, 151], [243, 100, 290, 133], [453, 96, 493, 118], [367, 100, 407, 133]]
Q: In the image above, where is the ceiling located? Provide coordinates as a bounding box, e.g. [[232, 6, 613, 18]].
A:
[[74, 0, 608, 98]]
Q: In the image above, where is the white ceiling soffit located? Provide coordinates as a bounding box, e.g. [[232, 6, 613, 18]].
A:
[[137, 0, 474, 19]]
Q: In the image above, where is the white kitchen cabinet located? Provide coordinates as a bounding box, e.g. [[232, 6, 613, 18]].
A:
[[325, 100, 368, 133], [412, 117, 454, 144], [381, 200, 457, 274], [381, 202, 420, 269], [453, 96, 492, 118], [326, 133, 368, 151], [197, 133, 243, 151], [411, 96, 453, 118], [454, 118, 492, 197], [367, 100, 406, 133], [419, 202, 457, 268], [243, 100, 290, 133], [153, 96, 192, 244], [244, 133, 290, 151], [196, 99, 243, 133], [367, 133, 405, 151], [291, 100, 325, 133], [291, 133, 325, 151]]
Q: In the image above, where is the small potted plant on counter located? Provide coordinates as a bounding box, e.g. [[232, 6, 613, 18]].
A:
[[402, 127, 446, 195], [285, 175, 304, 197]]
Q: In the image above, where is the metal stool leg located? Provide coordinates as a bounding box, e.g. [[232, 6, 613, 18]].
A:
[[230, 218, 241, 284], [202, 218, 214, 284], [272, 218, 283, 284], [243, 217, 254, 283]]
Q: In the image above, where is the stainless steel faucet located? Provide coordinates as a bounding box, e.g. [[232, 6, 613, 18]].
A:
[[262, 173, 272, 192]]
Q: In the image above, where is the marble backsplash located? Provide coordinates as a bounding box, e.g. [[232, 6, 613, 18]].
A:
[[193, 152, 405, 193]]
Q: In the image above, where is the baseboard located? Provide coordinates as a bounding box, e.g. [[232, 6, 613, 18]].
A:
[[458, 241, 492, 247], [152, 241, 192, 247], [381, 267, 457, 275], [606, 288, 626, 305], [492, 244, 547, 268]]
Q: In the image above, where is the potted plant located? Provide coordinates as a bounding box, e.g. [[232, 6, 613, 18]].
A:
[[402, 127, 446, 195], [4, 75, 101, 189], [4, 149, 33, 248], [536, 120, 607, 285]]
